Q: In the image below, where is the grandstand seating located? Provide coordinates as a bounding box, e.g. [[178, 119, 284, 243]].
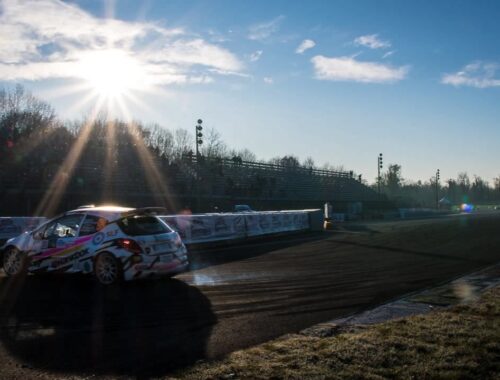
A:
[[0, 154, 384, 214]]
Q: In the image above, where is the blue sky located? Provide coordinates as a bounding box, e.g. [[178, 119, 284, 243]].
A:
[[1, 0, 499, 183]]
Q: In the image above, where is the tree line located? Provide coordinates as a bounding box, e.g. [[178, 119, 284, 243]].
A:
[[1, 85, 499, 208], [376, 164, 500, 208], [0, 85, 349, 174]]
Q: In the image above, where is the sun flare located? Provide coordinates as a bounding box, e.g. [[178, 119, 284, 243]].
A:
[[78, 49, 147, 98]]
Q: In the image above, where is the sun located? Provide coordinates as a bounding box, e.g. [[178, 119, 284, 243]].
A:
[[78, 49, 147, 98]]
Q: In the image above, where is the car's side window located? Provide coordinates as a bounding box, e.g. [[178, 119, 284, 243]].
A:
[[43, 214, 84, 239], [79, 215, 101, 236]]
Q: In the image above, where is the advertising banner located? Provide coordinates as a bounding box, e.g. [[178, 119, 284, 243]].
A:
[[244, 214, 261, 236], [161, 211, 310, 245]]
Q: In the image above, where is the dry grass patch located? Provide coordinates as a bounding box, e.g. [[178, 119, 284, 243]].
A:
[[174, 286, 500, 379]]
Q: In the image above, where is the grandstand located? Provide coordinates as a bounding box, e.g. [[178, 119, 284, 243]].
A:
[[0, 153, 387, 216]]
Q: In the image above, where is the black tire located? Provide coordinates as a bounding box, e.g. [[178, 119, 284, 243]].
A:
[[3, 247, 28, 277], [94, 252, 123, 285]]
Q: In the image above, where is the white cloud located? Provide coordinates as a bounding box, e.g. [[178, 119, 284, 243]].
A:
[[311, 55, 408, 83], [354, 34, 391, 49], [248, 15, 285, 41], [441, 62, 500, 88], [295, 39, 316, 54], [263, 77, 274, 84], [382, 51, 395, 59], [249, 50, 263, 62], [0, 0, 243, 84]]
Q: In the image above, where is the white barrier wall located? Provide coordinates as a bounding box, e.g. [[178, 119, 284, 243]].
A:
[[0, 217, 47, 241], [161, 211, 310, 244]]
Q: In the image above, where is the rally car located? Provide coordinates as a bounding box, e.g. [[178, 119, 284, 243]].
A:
[[1, 206, 189, 285]]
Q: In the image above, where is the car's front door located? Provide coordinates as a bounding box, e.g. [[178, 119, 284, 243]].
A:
[[31, 214, 85, 270]]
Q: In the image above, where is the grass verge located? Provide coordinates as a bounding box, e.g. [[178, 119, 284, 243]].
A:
[[175, 286, 500, 379]]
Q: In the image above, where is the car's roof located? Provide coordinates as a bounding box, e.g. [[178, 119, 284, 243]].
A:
[[67, 206, 135, 220]]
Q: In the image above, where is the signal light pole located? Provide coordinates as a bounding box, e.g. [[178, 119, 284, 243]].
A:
[[435, 169, 440, 209], [195, 119, 203, 158], [194, 119, 203, 212], [377, 153, 383, 194]]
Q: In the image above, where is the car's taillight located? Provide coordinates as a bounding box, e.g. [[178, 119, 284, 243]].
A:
[[117, 238, 142, 254]]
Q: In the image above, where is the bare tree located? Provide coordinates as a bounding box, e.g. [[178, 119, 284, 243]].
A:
[[201, 127, 228, 158], [268, 156, 282, 166], [383, 164, 403, 195], [457, 172, 470, 191], [236, 148, 256, 162], [0, 84, 58, 163], [173, 128, 194, 159], [321, 162, 346, 172], [302, 156, 315, 169], [494, 175, 500, 192], [145, 123, 175, 158], [280, 155, 300, 168]]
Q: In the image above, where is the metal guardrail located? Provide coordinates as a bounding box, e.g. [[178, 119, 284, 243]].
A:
[[188, 156, 351, 178]]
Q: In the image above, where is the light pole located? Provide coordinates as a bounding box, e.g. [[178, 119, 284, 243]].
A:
[[193, 119, 204, 212], [436, 169, 440, 209], [377, 153, 383, 194], [195, 119, 203, 158]]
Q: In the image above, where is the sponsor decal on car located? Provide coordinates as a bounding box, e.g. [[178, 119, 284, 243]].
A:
[[92, 232, 106, 245], [33, 235, 93, 261], [51, 248, 89, 268]]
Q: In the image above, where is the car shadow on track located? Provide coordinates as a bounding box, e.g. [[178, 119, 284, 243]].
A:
[[0, 274, 216, 378], [186, 231, 329, 271]]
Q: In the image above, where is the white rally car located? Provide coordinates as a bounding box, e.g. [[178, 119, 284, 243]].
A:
[[1, 206, 189, 285]]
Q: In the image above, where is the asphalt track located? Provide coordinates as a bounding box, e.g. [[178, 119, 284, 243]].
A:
[[0, 212, 500, 378]]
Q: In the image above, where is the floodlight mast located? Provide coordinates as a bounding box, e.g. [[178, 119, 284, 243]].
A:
[[377, 153, 383, 194], [194, 119, 203, 212], [436, 169, 440, 209], [195, 119, 203, 158]]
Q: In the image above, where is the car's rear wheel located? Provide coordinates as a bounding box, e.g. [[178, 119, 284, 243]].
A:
[[3, 247, 28, 277], [94, 252, 123, 285]]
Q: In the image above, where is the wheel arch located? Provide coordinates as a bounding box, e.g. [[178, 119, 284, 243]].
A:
[[1, 245, 20, 265], [93, 250, 124, 285]]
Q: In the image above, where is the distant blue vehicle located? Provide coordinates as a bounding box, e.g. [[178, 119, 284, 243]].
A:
[[234, 204, 254, 213]]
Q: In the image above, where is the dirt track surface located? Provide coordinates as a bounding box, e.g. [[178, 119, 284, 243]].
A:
[[0, 212, 499, 378]]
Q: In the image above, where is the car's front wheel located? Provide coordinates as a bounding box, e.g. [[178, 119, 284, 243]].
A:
[[3, 247, 28, 277], [94, 252, 123, 285]]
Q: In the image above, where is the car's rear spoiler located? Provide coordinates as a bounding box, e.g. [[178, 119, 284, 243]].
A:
[[120, 207, 169, 219]]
